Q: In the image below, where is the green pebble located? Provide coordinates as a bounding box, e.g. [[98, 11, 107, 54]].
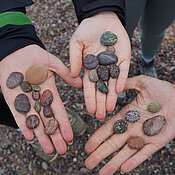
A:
[[32, 85, 41, 92], [101, 31, 118, 46], [35, 101, 41, 113], [113, 119, 128, 134], [20, 81, 32, 92], [97, 80, 108, 93], [148, 102, 161, 113]]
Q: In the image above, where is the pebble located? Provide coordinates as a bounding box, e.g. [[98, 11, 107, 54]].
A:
[[97, 51, 118, 65], [32, 85, 41, 92], [148, 102, 161, 113], [143, 115, 166, 136], [25, 64, 48, 85], [32, 91, 40, 101], [101, 31, 118, 46], [97, 65, 110, 81], [113, 119, 128, 134], [42, 161, 48, 170], [106, 46, 116, 53], [40, 90, 53, 106], [35, 101, 41, 113], [124, 110, 141, 123], [20, 81, 32, 92], [26, 114, 40, 129], [109, 64, 120, 79], [45, 119, 58, 135], [88, 69, 99, 82], [14, 93, 31, 114], [97, 80, 108, 93], [127, 136, 144, 149], [6, 72, 24, 89], [83, 54, 99, 70], [43, 106, 53, 118]]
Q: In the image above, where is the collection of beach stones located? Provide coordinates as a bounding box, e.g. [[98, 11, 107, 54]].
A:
[[83, 31, 120, 93], [6, 64, 58, 135]]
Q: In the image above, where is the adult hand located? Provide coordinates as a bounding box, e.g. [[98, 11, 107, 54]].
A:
[[85, 75, 175, 174], [70, 12, 131, 120], [0, 45, 82, 156]]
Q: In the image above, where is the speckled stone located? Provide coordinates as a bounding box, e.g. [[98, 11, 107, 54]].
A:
[[83, 54, 99, 70], [40, 89, 53, 106], [97, 65, 110, 81], [109, 64, 120, 79], [113, 119, 128, 134], [20, 81, 32, 92], [32, 85, 41, 92], [143, 115, 166, 136], [43, 106, 53, 118], [35, 101, 41, 113], [97, 80, 108, 93], [88, 69, 99, 82], [148, 102, 161, 113], [32, 91, 40, 101], [6, 72, 24, 89], [124, 110, 141, 123], [106, 46, 116, 53], [45, 119, 58, 135], [26, 114, 40, 129], [127, 136, 144, 149], [101, 31, 118, 46]]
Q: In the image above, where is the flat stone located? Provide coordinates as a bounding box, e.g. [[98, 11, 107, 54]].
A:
[[148, 102, 161, 113], [83, 54, 99, 70], [124, 110, 141, 123], [101, 31, 118, 46], [88, 69, 99, 82], [97, 80, 108, 93], [143, 115, 166, 136], [97, 65, 109, 81], [32, 91, 40, 101], [20, 81, 32, 92], [32, 85, 41, 92], [40, 89, 53, 106], [127, 136, 144, 149], [43, 106, 53, 118], [97, 51, 118, 65], [45, 119, 58, 135], [109, 64, 120, 79], [113, 119, 128, 134], [26, 114, 40, 129], [25, 64, 48, 85], [35, 101, 41, 113], [106, 46, 116, 53], [14, 93, 31, 114], [6, 72, 24, 89]]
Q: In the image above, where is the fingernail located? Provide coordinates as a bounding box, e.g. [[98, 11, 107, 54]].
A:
[[67, 140, 73, 145], [60, 153, 67, 158], [120, 170, 125, 174]]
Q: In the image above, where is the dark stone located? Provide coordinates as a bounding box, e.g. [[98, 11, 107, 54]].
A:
[[113, 119, 128, 134], [32, 85, 41, 92], [124, 110, 141, 123], [109, 64, 120, 79], [97, 80, 108, 93], [35, 101, 41, 113], [127, 136, 144, 149], [6, 72, 24, 89], [97, 65, 110, 81], [32, 91, 40, 101], [83, 54, 99, 69], [26, 114, 40, 129], [101, 31, 118, 46], [45, 119, 58, 135], [106, 46, 116, 53], [43, 106, 53, 118], [20, 81, 32, 92], [40, 90, 53, 106]]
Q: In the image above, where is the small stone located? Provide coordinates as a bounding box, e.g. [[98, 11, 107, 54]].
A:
[[101, 31, 118, 46], [6, 72, 24, 89], [20, 81, 32, 92], [73, 157, 77, 162], [32, 91, 40, 101], [88, 69, 99, 82], [127, 136, 144, 149], [35, 101, 41, 113], [83, 54, 99, 69], [143, 115, 166, 136], [43, 106, 53, 118], [42, 161, 48, 170], [40, 89, 53, 106], [148, 102, 161, 113], [109, 64, 120, 79], [106, 46, 116, 53], [97, 80, 108, 93], [26, 114, 40, 129], [97, 51, 118, 65], [124, 110, 141, 123], [14, 93, 31, 114], [113, 119, 128, 134], [97, 65, 110, 81], [32, 85, 41, 92], [25, 64, 48, 85], [45, 119, 58, 135]]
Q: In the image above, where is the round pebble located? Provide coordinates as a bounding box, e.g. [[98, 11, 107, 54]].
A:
[[83, 54, 99, 70], [6, 72, 24, 89], [97, 65, 110, 81], [124, 110, 141, 123], [40, 89, 53, 106], [20, 81, 32, 92], [88, 69, 99, 82], [32, 85, 41, 92], [25, 64, 48, 85], [148, 102, 161, 113], [45, 119, 58, 135], [26, 114, 40, 129], [109, 64, 120, 79], [113, 119, 128, 134], [32, 91, 40, 101], [127, 136, 144, 149], [101, 31, 118, 46], [35, 101, 41, 113], [43, 106, 53, 118], [97, 80, 108, 93], [106, 46, 116, 53]]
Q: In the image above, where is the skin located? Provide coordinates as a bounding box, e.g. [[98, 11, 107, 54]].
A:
[[69, 12, 131, 120], [85, 75, 175, 174], [0, 45, 83, 156]]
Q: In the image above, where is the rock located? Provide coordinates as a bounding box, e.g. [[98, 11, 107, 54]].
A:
[[127, 136, 144, 149], [88, 69, 99, 82], [26, 114, 40, 129], [143, 115, 166, 136], [14, 93, 31, 114], [20, 81, 32, 92], [35, 101, 41, 113], [43, 106, 53, 118], [148, 102, 161, 113], [40, 89, 53, 106], [124, 110, 141, 123], [73, 157, 77, 162], [25, 64, 48, 85], [32, 91, 40, 101], [97, 65, 110, 81], [101, 31, 118, 46], [6, 72, 24, 89], [80, 167, 87, 174], [45, 119, 58, 135], [97, 51, 118, 65], [42, 161, 48, 170], [113, 119, 128, 134], [97, 80, 108, 93], [32, 85, 41, 92], [109, 64, 120, 79], [106, 46, 116, 53], [83, 54, 99, 70]]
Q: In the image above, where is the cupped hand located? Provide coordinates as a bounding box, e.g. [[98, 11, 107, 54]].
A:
[[85, 75, 175, 174], [69, 12, 131, 120], [0, 45, 82, 156]]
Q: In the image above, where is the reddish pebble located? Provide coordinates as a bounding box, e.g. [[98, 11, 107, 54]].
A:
[[43, 106, 53, 118], [26, 114, 40, 129], [40, 89, 53, 106], [106, 46, 116, 53], [45, 119, 58, 135], [127, 136, 144, 149]]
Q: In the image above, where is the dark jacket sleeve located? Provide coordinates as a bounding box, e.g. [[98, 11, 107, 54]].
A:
[[72, 0, 126, 26]]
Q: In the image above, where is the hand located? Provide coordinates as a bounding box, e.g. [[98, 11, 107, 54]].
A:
[[69, 12, 131, 120], [0, 45, 82, 156], [85, 75, 175, 174]]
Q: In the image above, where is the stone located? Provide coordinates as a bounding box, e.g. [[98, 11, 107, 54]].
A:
[[101, 31, 118, 46], [40, 89, 53, 106], [43, 106, 53, 118], [113, 119, 128, 134], [26, 114, 40, 129], [97, 65, 110, 81], [42, 161, 48, 170], [97, 51, 118, 65], [143, 115, 166, 136], [14, 93, 31, 114], [32, 85, 41, 92], [25, 64, 48, 85], [6, 72, 24, 89], [127, 136, 144, 149], [45, 119, 58, 135], [35, 101, 41, 113], [124, 110, 141, 123], [88, 69, 99, 82], [106, 46, 116, 53], [32, 91, 40, 101], [20, 81, 32, 92], [83, 54, 99, 70], [109, 64, 120, 79], [148, 102, 161, 113], [97, 80, 108, 93]]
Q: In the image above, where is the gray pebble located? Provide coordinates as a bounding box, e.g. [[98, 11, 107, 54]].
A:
[[97, 65, 110, 81], [83, 54, 99, 69], [88, 69, 99, 82], [124, 110, 141, 123]]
